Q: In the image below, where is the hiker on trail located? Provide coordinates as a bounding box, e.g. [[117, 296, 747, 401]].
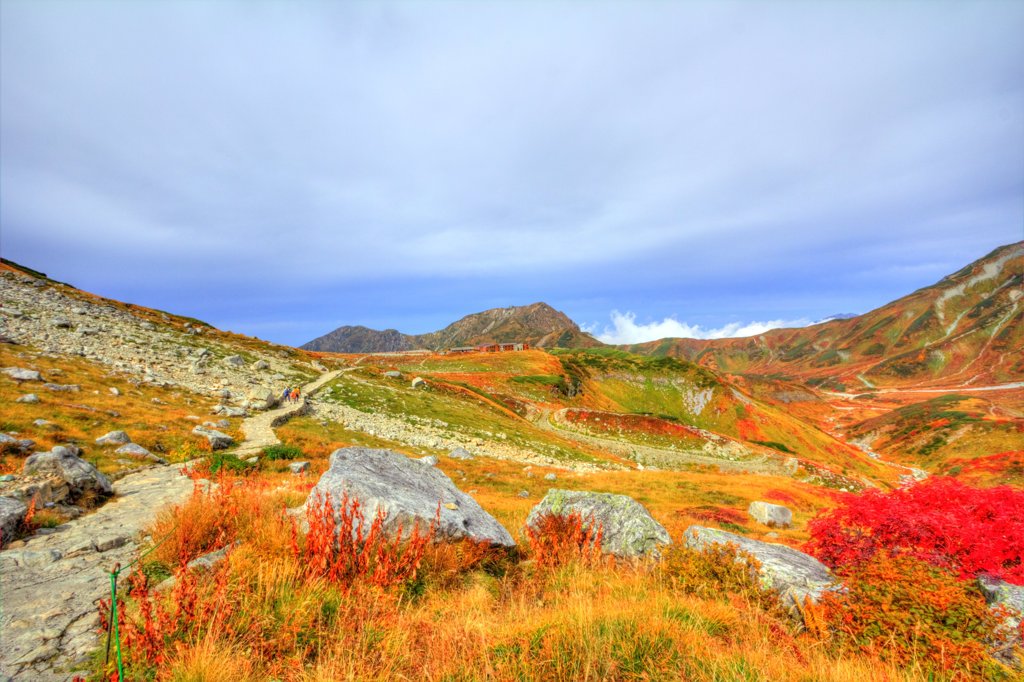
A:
[[282, 387, 291, 404], [293, 387, 301, 403]]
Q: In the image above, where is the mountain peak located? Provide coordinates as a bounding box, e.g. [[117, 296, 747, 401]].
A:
[[302, 302, 602, 353]]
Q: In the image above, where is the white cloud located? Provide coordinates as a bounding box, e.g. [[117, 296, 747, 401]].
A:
[[587, 311, 814, 345]]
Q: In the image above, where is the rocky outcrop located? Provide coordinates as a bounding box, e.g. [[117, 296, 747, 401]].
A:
[[305, 447, 515, 547], [526, 489, 671, 558], [23, 446, 113, 502], [978, 574, 1024, 664], [747, 501, 793, 528], [192, 426, 234, 450], [0, 464, 193, 680], [683, 526, 836, 605], [0, 496, 27, 546]]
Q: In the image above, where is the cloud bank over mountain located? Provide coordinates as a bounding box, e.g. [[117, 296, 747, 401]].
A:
[[586, 311, 814, 344]]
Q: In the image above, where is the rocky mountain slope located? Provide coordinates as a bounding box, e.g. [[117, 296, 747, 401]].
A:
[[303, 302, 602, 353], [625, 242, 1024, 388]]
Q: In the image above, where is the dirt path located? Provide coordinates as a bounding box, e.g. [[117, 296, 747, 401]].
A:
[[233, 368, 347, 456], [0, 465, 194, 681]]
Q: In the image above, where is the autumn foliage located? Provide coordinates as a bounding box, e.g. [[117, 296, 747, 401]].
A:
[[812, 553, 1002, 673], [297, 491, 435, 589], [525, 511, 604, 569], [805, 477, 1024, 583]]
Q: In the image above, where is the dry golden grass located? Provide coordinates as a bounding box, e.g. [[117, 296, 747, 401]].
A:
[[0, 345, 229, 477]]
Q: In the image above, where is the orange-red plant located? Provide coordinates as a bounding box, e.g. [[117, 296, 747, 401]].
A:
[[297, 491, 436, 589], [525, 511, 604, 569], [814, 552, 1001, 672]]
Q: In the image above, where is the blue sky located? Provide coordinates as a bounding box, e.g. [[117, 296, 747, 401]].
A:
[[2, 1, 1022, 346]]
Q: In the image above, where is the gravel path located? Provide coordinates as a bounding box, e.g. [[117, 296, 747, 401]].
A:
[[0, 465, 194, 681], [233, 369, 346, 456]]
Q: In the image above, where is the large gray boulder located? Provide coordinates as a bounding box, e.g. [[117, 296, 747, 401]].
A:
[[23, 445, 114, 501], [305, 447, 515, 547], [748, 501, 793, 528], [526, 489, 671, 558], [192, 426, 234, 450], [0, 496, 28, 546], [683, 526, 836, 604]]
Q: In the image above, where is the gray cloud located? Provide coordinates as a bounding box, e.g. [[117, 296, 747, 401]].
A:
[[1, 1, 1021, 345]]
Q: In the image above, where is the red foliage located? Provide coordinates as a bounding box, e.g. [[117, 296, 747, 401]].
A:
[[298, 491, 436, 589], [563, 409, 705, 441], [680, 505, 746, 526], [525, 511, 604, 569], [735, 418, 762, 441], [805, 477, 1024, 584], [763, 488, 799, 506]]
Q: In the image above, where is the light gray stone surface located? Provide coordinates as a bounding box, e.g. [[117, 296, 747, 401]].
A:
[[526, 489, 671, 558], [95, 430, 131, 446], [23, 447, 113, 501], [306, 447, 515, 547], [0, 464, 194, 681], [0, 495, 28, 546], [683, 525, 836, 604], [4, 367, 42, 382], [747, 501, 793, 528], [191, 425, 234, 450]]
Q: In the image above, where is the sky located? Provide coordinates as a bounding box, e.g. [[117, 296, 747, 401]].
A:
[[1, 1, 1022, 347]]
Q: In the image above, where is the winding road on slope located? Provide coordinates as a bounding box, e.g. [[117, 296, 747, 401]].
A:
[[531, 408, 788, 476]]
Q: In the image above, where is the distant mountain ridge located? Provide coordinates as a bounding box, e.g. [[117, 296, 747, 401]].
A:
[[302, 302, 602, 353], [625, 242, 1024, 387]]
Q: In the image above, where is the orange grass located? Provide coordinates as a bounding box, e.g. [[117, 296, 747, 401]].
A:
[[87, 469, 1016, 682]]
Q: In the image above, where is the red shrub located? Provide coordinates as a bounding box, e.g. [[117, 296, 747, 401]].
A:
[[297, 491, 436, 589], [805, 477, 1024, 583], [525, 511, 604, 569], [680, 505, 747, 526]]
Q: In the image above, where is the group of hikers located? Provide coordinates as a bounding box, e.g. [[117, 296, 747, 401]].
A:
[[281, 386, 301, 404]]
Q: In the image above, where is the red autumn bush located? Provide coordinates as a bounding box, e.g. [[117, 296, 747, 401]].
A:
[[805, 477, 1024, 583], [297, 491, 435, 589], [525, 511, 603, 569]]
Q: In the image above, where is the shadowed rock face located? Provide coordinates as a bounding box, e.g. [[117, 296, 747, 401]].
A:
[[23, 446, 113, 502], [683, 525, 836, 604], [306, 447, 515, 547], [527, 489, 671, 558]]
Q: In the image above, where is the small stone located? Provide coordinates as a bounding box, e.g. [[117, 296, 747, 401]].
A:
[[51, 317, 71, 329], [223, 355, 246, 368], [252, 359, 270, 370], [419, 455, 439, 466], [384, 370, 402, 378], [115, 443, 167, 464], [93, 534, 129, 552], [449, 447, 474, 460], [289, 461, 310, 474], [411, 377, 426, 389], [109, 387, 121, 396], [517, 490, 530, 498], [748, 501, 793, 529], [3, 367, 42, 382], [16, 394, 39, 404], [544, 473, 557, 481], [96, 430, 132, 446]]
